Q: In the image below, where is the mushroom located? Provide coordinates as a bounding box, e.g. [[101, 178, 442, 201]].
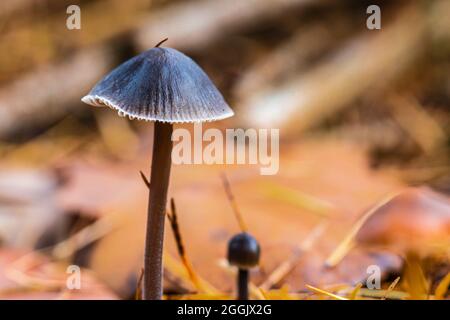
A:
[[227, 232, 261, 300], [81, 39, 234, 300]]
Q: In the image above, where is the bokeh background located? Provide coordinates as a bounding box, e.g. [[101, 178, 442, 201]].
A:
[[0, 0, 449, 299]]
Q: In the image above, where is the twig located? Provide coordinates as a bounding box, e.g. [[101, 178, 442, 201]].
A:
[[139, 170, 150, 189]]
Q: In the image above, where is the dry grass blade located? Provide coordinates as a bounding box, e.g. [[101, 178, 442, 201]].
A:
[[135, 268, 144, 300], [260, 221, 328, 290], [349, 283, 362, 300], [258, 288, 270, 300], [250, 283, 266, 300], [167, 198, 208, 294], [382, 276, 401, 300], [356, 288, 408, 300], [220, 173, 248, 232], [325, 191, 400, 267], [306, 284, 348, 300], [404, 253, 429, 300], [164, 253, 220, 295], [434, 272, 450, 300], [260, 182, 333, 217]]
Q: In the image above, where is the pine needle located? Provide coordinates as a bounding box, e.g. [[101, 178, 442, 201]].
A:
[[164, 253, 219, 295], [306, 284, 348, 300], [356, 288, 408, 300], [404, 252, 429, 300], [260, 182, 333, 217], [250, 283, 267, 300], [325, 191, 400, 267], [349, 283, 362, 300], [434, 272, 450, 300], [220, 173, 248, 232], [382, 276, 401, 300], [260, 221, 327, 290], [167, 198, 208, 294], [135, 268, 144, 300]]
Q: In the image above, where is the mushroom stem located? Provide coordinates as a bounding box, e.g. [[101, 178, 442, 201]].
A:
[[237, 269, 249, 300], [143, 121, 173, 300]]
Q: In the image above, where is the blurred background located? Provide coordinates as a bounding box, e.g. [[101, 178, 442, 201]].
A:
[[0, 0, 449, 299]]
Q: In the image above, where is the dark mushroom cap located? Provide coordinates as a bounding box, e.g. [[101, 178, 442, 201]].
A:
[[227, 232, 260, 269], [82, 47, 234, 123]]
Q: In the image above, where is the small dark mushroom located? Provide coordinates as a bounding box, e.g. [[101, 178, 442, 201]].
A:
[[227, 232, 260, 300], [82, 40, 233, 300]]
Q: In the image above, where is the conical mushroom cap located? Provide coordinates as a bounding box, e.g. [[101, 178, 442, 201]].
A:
[[82, 47, 234, 123]]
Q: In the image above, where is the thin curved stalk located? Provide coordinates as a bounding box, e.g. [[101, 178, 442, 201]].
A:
[[143, 122, 173, 300]]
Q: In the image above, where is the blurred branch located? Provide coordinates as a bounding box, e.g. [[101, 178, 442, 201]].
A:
[[234, 19, 352, 99], [240, 3, 427, 135], [0, 0, 150, 82], [0, 46, 113, 139], [388, 95, 446, 154], [135, 0, 318, 50], [0, 0, 320, 137], [0, 0, 37, 20]]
